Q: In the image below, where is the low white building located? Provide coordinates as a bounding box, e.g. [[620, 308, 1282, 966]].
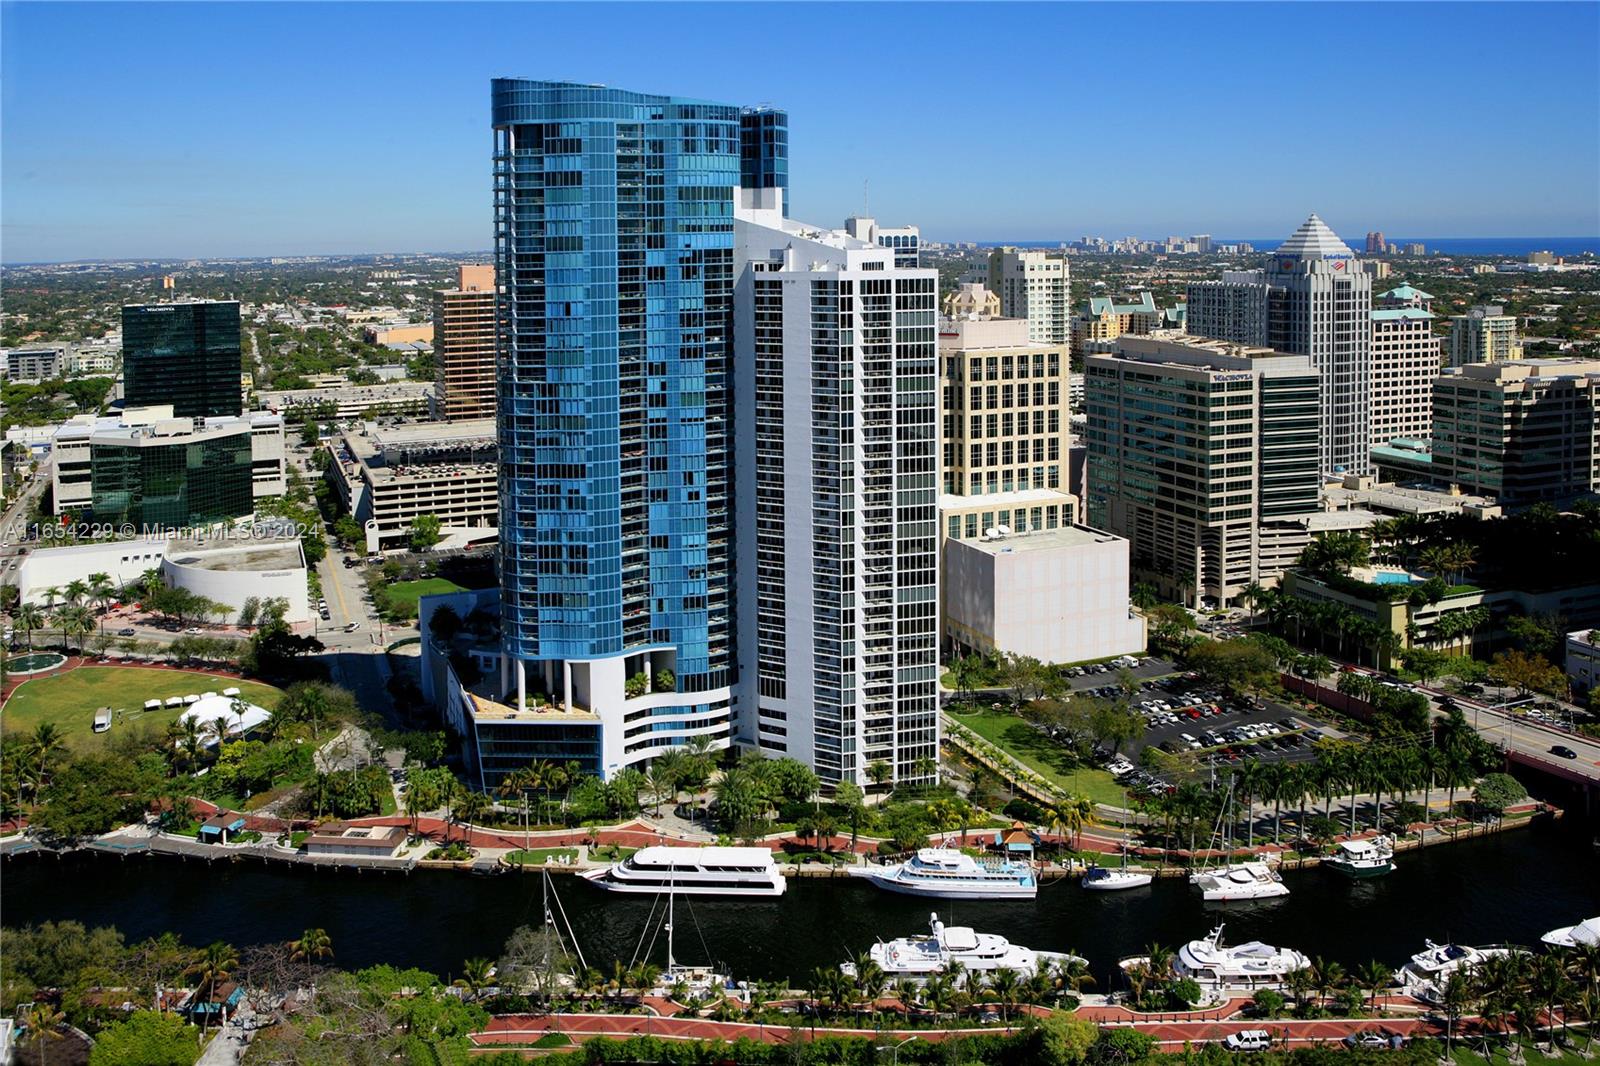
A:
[[943, 525, 1146, 665], [1567, 629, 1600, 695], [15, 535, 308, 622]]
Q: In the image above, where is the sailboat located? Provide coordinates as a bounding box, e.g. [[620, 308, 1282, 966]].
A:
[[1187, 779, 1288, 901], [1083, 793, 1154, 891], [629, 865, 737, 1001]]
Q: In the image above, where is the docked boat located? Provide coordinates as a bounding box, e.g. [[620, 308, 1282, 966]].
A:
[[1541, 916, 1600, 949], [1396, 941, 1519, 1002], [1123, 924, 1308, 992], [1188, 861, 1289, 901], [1083, 865, 1154, 891], [841, 913, 1082, 980], [1325, 835, 1395, 879], [580, 845, 786, 897], [847, 847, 1037, 899]]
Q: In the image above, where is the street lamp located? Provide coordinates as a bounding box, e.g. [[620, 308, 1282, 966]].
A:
[[875, 1036, 918, 1065]]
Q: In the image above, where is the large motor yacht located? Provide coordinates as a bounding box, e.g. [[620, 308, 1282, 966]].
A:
[[1397, 941, 1519, 1002], [580, 845, 786, 897], [1188, 861, 1290, 901], [841, 913, 1082, 980], [848, 847, 1037, 899], [1124, 924, 1309, 992]]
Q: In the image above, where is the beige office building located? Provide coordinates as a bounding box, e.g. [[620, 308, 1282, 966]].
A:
[[433, 264, 497, 421], [1448, 304, 1522, 367], [1370, 284, 1443, 448], [939, 310, 1074, 542]]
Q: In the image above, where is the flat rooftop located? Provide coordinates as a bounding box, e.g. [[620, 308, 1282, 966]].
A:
[[167, 542, 303, 572], [955, 525, 1123, 556], [467, 691, 600, 723]]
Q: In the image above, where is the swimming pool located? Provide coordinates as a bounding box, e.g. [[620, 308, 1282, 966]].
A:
[[1372, 571, 1418, 586]]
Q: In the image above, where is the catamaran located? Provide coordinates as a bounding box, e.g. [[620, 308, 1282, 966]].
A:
[[847, 847, 1037, 899], [1188, 779, 1290, 901], [580, 845, 786, 897], [1325, 835, 1395, 879], [841, 913, 1082, 980]]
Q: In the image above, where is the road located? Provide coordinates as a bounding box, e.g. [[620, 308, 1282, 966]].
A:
[[1460, 698, 1600, 779]]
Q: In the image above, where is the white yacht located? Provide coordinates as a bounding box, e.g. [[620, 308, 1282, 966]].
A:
[[1396, 941, 1519, 1002], [1188, 861, 1289, 901], [1542, 917, 1600, 949], [841, 913, 1082, 980], [1124, 924, 1308, 992], [847, 848, 1037, 899], [1325, 836, 1396, 879], [580, 845, 786, 898]]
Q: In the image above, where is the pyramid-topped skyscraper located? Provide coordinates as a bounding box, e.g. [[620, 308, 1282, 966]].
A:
[[1186, 214, 1373, 475]]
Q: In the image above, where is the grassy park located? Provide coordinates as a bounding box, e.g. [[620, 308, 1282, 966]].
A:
[[1, 666, 284, 752], [949, 707, 1125, 805]]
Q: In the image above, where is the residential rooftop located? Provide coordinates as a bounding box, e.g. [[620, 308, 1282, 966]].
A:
[[956, 524, 1124, 556]]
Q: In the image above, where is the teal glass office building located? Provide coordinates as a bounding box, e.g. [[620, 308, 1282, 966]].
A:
[[491, 79, 757, 776], [122, 302, 244, 419]]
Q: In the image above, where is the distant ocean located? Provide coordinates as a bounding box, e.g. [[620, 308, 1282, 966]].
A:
[[990, 237, 1600, 257]]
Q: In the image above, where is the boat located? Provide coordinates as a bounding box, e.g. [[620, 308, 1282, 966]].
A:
[[1083, 865, 1154, 891], [580, 845, 786, 898], [1123, 924, 1308, 992], [847, 847, 1037, 899], [841, 913, 1082, 980], [1189, 861, 1289, 901], [1325, 835, 1395, 879], [1187, 779, 1290, 901], [1396, 941, 1521, 1002], [1541, 916, 1600, 949]]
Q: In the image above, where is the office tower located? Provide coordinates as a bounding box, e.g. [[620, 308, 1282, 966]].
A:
[[122, 301, 243, 418], [939, 309, 1074, 542], [1084, 336, 1321, 606], [1370, 284, 1443, 448], [432, 264, 497, 421], [1186, 215, 1372, 475], [1431, 360, 1600, 508], [1448, 304, 1523, 366], [490, 79, 739, 778], [988, 247, 1071, 345], [734, 188, 941, 786], [1365, 231, 1385, 255], [843, 216, 921, 268], [740, 106, 788, 216]]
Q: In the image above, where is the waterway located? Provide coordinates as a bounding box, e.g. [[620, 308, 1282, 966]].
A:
[[5, 823, 1597, 988]]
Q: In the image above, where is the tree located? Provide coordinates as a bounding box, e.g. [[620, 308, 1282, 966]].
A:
[[1489, 649, 1567, 698], [290, 927, 334, 963], [1473, 772, 1527, 821], [18, 1002, 64, 1066], [89, 1011, 197, 1066], [866, 760, 893, 790], [409, 513, 443, 552], [13, 602, 45, 651], [833, 779, 865, 853], [454, 956, 494, 1001], [185, 941, 239, 1038]]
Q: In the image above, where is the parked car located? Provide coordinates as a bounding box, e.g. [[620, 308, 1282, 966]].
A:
[[1224, 1031, 1272, 1052]]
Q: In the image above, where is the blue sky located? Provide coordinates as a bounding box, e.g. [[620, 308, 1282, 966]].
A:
[[3, 2, 1597, 261]]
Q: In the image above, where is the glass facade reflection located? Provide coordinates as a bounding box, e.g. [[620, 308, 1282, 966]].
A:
[[90, 431, 254, 529], [122, 302, 244, 419]]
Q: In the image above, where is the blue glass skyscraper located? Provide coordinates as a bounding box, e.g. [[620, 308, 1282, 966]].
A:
[[491, 79, 744, 776]]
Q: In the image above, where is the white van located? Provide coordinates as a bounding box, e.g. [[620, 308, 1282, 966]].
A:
[[1224, 1031, 1272, 1052]]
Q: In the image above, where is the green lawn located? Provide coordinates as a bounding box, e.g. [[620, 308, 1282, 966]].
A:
[[384, 578, 466, 613], [506, 847, 578, 866], [950, 708, 1126, 805], [1448, 1042, 1594, 1066], [1, 666, 284, 752]]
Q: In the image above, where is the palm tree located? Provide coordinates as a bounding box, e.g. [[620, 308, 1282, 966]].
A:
[[866, 760, 893, 791], [1286, 966, 1316, 1017], [1529, 953, 1569, 1051], [1047, 794, 1096, 853], [289, 927, 334, 963], [13, 602, 44, 651], [989, 966, 1021, 1023], [1240, 581, 1267, 624], [87, 571, 115, 639], [52, 603, 93, 655], [454, 788, 490, 845], [19, 1002, 65, 1066], [1440, 970, 1475, 1063], [1312, 956, 1346, 1011], [455, 957, 494, 1001], [28, 723, 64, 790], [186, 941, 240, 1038], [61, 578, 90, 608], [1357, 960, 1392, 1010]]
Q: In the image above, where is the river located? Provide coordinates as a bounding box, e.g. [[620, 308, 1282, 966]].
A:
[[5, 823, 1597, 988]]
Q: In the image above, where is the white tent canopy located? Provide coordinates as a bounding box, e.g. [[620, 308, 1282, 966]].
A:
[[177, 695, 273, 746]]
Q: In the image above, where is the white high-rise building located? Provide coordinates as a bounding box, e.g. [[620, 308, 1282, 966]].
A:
[[988, 247, 1071, 345], [1186, 214, 1373, 475], [843, 216, 921, 268], [1370, 284, 1443, 447], [734, 189, 941, 786]]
